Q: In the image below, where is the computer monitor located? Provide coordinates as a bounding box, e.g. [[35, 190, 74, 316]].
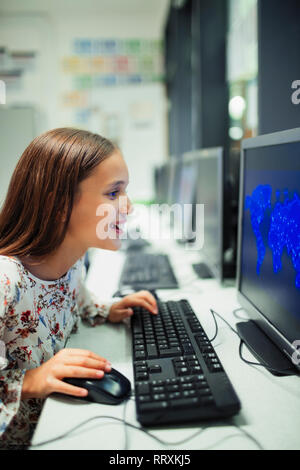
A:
[[174, 152, 199, 240], [154, 162, 170, 205], [192, 147, 225, 281], [167, 157, 182, 206], [236, 127, 300, 375]]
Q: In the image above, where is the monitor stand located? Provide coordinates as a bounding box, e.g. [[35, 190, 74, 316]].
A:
[[176, 236, 196, 245], [192, 262, 213, 279], [236, 320, 298, 377]]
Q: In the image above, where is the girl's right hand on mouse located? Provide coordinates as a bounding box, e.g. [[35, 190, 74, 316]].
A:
[[21, 348, 112, 400]]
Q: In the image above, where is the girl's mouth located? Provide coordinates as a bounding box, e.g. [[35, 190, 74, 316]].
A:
[[110, 222, 123, 236]]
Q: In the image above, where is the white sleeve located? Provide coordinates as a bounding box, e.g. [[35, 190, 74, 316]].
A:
[[77, 259, 121, 327]]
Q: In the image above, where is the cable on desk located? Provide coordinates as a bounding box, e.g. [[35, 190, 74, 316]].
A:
[[208, 308, 297, 376], [123, 392, 130, 450], [32, 308, 294, 450], [238, 340, 296, 376], [30, 410, 264, 451], [232, 307, 249, 320], [30, 411, 208, 449], [208, 308, 240, 342], [225, 418, 264, 450]]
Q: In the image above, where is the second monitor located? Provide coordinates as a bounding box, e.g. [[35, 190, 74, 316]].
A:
[[175, 147, 237, 283]]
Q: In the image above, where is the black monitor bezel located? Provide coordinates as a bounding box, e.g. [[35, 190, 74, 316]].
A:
[[237, 127, 300, 370]]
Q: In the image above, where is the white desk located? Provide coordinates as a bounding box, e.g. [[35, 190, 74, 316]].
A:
[[31, 236, 300, 450]]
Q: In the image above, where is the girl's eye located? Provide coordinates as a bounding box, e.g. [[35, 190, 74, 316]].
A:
[[108, 190, 119, 199]]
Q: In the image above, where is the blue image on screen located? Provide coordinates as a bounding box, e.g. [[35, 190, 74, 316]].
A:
[[245, 184, 300, 288], [241, 163, 300, 343]]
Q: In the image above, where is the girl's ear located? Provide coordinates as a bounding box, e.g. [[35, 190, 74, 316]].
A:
[[58, 208, 68, 223]]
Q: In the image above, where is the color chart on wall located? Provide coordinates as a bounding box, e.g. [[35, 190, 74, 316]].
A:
[[62, 38, 164, 89]]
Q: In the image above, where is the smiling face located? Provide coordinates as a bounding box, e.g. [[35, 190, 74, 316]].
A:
[[67, 150, 132, 252]]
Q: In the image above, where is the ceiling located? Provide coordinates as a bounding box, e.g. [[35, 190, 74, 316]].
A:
[[0, 0, 170, 18]]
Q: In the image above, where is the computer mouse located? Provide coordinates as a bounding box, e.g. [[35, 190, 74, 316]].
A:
[[63, 368, 131, 405]]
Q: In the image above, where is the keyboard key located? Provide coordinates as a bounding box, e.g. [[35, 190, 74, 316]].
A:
[[136, 372, 148, 380], [183, 390, 197, 398], [195, 380, 209, 389], [134, 360, 147, 367], [191, 366, 202, 374], [166, 384, 180, 392], [138, 395, 151, 403], [200, 396, 215, 406], [148, 364, 161, 373], [182, 343, 195, 354], [182, 383, 193, 390], [177, 367, 190, 376], [152, 386, 164, 393], [198, 387, 212, 396], [153, 393, 167, 401], [159, 347, 182, 358], [135, 365, 147, 372], [146, 344, 158, 359], [135, 351, 146, 360], [136, 382, 150, 395], [151, 379, 165, 386], [139, 401, 169, 412], [209, 363, 223, 373], [169, 392, 182, 399], [170, 397, 199, 409]]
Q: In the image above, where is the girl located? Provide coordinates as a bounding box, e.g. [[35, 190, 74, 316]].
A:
[[0, 128, 157, 448]]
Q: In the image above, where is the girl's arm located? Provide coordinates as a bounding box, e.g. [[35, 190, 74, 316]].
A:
[[0, 274, 26, 438], [77, 256, 122, 326], [77, 256, 157, 325], [77, 276, 120, 326]]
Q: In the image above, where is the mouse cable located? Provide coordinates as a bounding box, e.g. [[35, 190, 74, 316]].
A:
[[232, 307, 249, 320], [30, 411, 264, 451], [238, 340, 296, 376], [208, 308, 240, 343], [208, 308, 297, 376], [30, 412, 209, 449]]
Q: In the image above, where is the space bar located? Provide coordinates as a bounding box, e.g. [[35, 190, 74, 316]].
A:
[[159, 347, 182, 357]]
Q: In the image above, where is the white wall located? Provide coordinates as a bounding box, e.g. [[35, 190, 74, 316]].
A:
[[0, 1, 169, 201]]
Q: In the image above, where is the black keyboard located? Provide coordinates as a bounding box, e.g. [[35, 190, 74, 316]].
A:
[[119, 253, 178, 290], [131, 299, 241, 426]]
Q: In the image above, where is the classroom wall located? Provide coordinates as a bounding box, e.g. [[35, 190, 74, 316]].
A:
[[0, 2, 169, 201]]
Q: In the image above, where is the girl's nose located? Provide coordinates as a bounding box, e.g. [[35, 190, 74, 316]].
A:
[[119, 195, 133, 216], [127, 196, 133, 215]]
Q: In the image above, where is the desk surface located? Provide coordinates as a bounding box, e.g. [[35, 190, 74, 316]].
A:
[[31, 234, 300, 450]]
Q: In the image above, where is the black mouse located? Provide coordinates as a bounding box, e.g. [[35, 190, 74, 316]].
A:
[[63, 368, 131, 405]]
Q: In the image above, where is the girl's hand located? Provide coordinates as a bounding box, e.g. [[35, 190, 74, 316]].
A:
[[108, 290, 158, 323], [21, 348, 111, 399]]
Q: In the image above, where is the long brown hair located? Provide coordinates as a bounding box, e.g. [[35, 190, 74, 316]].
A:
[[0, 127, 116, 262]]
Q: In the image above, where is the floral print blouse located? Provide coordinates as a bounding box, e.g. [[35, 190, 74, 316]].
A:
[[0, 254, 115, 449]]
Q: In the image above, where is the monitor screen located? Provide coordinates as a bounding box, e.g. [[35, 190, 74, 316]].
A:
[[168, 158, 182, 206], [195, 148, 223, 279], [238, 129, 300, 366], [178, 157, 197, 207], [155, 162, 170, 204], [175, 152, 202, 241]]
